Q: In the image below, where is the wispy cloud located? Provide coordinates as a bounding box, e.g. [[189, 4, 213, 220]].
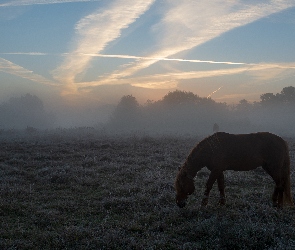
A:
[[77, 62, 295, 89], [52, 0, 155, 94], [3, 51, 295, 91], [0, 0, 100, 7], [1, 52, 49, 56], [3, 1, 295, 96], [0, 57, 58, 86], [133, 62, 295, 88], [100, 0, 295, 84]]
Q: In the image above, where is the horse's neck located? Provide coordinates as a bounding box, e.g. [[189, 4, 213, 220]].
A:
[[185, 156, 204, 178], [205, 134, 221, 154], [185, 145, 210, 177]]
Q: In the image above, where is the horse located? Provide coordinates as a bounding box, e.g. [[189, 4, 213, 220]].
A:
[[175, 132, 294, 208], [213, 123, 219, 133]]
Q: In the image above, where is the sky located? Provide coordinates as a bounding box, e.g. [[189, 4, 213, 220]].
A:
[[1, 0, 295, 110]]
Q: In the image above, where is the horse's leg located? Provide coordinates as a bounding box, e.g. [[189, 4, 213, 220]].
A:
[[277, 185, 284, 208], [263, 164, 282, 207], [217, 172, 226, 205], [272, 186, 279, 207], [202, 171, 220, 206], [269, 181, 285, 208]]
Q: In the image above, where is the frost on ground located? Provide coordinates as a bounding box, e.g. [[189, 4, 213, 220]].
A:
[[1, 130, 295, 249]]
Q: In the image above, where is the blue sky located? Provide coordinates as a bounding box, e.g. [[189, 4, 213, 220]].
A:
[[1, 0, 295, 109]]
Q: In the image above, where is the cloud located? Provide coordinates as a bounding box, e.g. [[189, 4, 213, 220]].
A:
[[245, 63, 295, 82], [0, 57, 58, 86], [1, 52, 49, 56], [5, 51, 295, 91], [0, 0, 100, 7], [215, 92, 258, 103], [76, 62, 295, 89], [52, 0, 155, 93], [3, 1, 295, 95], [99, 0, 295, 84]]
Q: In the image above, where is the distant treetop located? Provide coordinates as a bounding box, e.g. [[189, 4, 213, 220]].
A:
[[260, 86, 295, 105], [161, 90, 200, 105]]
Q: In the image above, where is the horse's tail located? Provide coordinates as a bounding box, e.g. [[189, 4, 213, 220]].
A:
[[283, 144, 294, 207]]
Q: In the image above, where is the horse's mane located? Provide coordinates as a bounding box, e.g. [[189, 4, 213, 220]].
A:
[[180, 132, 229, 177], [196, 132, 228, 150]]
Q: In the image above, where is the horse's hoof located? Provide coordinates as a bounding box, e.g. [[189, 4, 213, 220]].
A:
[[218, 199, 226, 206], [176, 200, 186, 208], [273, 203, 283, 209], [201, 199, 208, 207]]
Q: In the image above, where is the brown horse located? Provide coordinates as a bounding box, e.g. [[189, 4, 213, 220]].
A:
[[175, 132, 294, 208]]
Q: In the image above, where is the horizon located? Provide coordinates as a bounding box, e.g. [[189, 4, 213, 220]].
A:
[[1, 0, 295, 109], [1, 86, 294, 132]]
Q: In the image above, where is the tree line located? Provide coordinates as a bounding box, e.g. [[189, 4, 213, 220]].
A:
[[0, 86, 294, 134], [109, 86, 295, 135], [0, 94, 54, 130]]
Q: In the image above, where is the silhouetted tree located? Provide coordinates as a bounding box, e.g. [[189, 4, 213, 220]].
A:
[[279, 86, 295, 104], [141, 90, 229, 134], [260, 93, 277, 105], [260, 86, 295, 106], [0, 94, 54, 129], [161, 90, 200, 106], [235, 99, 252, 113], [110, 95, 140, 130], [114, 95, 139, 113], [106, 87, 295, 135]]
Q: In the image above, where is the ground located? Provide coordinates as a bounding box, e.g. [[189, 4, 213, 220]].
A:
[[1, 129, 295, 249]]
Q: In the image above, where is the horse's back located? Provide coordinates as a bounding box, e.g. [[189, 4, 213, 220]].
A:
[[255, 132, 289, 165], [216, 132, 286, 153], [210, 132, 288, 170], [250, 132, 287, 156]]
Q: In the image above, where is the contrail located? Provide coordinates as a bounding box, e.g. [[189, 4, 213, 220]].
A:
[[0, 0, 100, 7], [1, 52, 49, 56], [81, 53, 251, 65], [207, 86, 223, 98], [1, 52, 253, 66]]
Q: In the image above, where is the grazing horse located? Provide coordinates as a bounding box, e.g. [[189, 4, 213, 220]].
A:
[[175, 132, 294, 208]]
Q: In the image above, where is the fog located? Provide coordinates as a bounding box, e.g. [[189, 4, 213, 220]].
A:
[[1, 87, 295, 137], [104, 87, 295, 136]]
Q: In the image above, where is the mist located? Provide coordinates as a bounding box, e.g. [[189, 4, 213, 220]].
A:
[[106, 89, 295, 137], [0, 93, 115, 130], [0, 87, 295, 137]]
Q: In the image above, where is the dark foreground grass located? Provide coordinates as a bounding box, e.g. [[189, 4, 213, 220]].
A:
[[1, 130, 295, 249]]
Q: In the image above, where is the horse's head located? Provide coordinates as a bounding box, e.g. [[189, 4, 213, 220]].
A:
[[175, 168, 195, 208]]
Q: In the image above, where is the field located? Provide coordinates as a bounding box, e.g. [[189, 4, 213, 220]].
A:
[[1, 130, 295, 249]]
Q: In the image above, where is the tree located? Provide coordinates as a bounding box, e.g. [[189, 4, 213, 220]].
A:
[[279, 86, 295, 104], [260, 93, 277, 105], [114, 95, 139, 113], [260, 86, 295, 106], [160, 90, 200, 106], [235, 99, 252, 113], [110, 95, 140, 129], [0, 94, 54, 129]]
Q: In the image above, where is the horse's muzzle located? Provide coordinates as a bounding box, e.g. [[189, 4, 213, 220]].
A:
[[176, 199, 186, 208]]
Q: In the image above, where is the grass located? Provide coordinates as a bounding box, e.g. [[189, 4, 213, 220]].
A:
[[1, 130, 295, 249]]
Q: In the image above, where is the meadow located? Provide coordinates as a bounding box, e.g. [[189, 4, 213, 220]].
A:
[[1, 129, 295, 249]]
